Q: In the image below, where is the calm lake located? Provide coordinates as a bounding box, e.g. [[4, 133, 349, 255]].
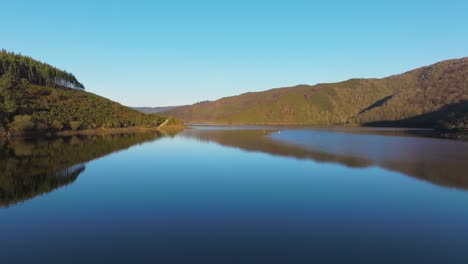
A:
[[1, 126, 468, 263]]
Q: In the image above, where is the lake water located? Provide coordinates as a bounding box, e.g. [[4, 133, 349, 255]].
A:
[[1, 126, 468, 263]]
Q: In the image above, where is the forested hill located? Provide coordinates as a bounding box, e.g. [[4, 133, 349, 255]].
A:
[[0, 50, 84, 90], [162, 58, 467, 134], [0, 51, 180, 137]]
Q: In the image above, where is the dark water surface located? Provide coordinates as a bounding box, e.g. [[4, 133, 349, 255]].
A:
[[1, 126, 467, 263]]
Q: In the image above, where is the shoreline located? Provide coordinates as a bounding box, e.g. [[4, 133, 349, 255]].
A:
[[186, 122, 435, 130], [0, 125, 185, 141], [185, 122, 467, 140]]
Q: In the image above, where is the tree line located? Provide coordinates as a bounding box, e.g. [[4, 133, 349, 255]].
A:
[[0, 49, 84, 90]]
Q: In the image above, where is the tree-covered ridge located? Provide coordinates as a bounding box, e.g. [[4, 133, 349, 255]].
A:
[[163, 57, 468, 134], [0, 50, 182, 137], [0, 76, 173, 136], [0, 49, 84, 90]]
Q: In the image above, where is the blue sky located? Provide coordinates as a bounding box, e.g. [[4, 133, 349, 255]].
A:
[[2, 0, 467, 106]]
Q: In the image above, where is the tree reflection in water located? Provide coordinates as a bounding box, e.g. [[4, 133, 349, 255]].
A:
[[0, 132, 173, 207]]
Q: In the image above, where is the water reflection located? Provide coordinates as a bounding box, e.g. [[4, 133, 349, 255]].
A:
[[0, 132, 171, 207], [182, 127, 468, 190]]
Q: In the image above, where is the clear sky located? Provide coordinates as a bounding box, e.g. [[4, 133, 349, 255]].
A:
[[2, 0, 467, 106]]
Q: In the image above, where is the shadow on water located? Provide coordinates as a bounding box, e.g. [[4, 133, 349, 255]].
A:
[[0, 132, 173, 207], [182, 127, 468, 190]]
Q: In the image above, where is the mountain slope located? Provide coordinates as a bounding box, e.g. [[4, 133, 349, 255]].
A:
[[0, 51, 179, 137], [163, 58, 467, 132]]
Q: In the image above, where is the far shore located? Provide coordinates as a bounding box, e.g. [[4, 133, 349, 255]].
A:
[[184, 122, 467, 140]]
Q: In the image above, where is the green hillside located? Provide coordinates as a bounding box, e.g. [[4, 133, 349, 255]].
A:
[[0, 51, 180, 137], [163, 58, 467, 133]]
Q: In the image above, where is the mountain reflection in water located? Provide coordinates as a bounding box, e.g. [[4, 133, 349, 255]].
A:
[[2, 126, 466, 207], [182, 126, 468, 190], [0, 132, 171, 207]]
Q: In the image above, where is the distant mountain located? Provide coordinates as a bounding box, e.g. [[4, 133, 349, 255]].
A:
[[162, 58, 467, 134], [132, 106, 182, 114], [0, 50, 180, 137]]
